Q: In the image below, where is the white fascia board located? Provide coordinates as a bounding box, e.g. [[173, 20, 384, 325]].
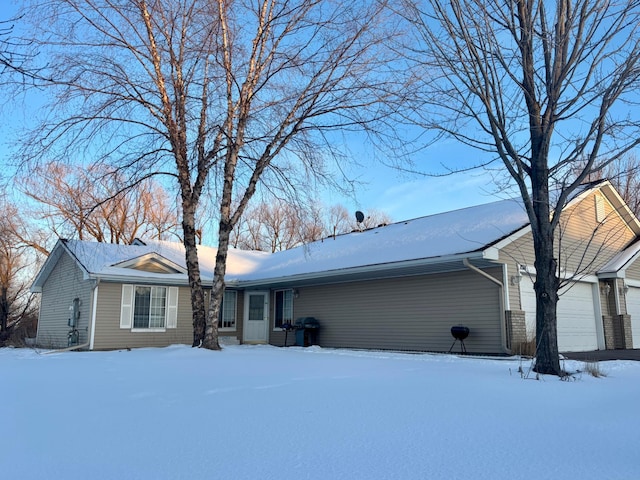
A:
[[600, 246, 640, 277], [483, 247, 500, 260], [598, 181, 640, 236], [597, 271, 624, 279], [490, 225, 532, 252], [86, 272, 191, 287], [235, 250, 489, 288]]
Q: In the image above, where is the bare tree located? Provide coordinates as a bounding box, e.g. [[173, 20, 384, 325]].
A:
[[1, 17, 38, 81], [15, 0, 400, 349], [0, 200, 38, 338], [581, 154, 640, 217], [231, 200, 392, 251], [231, 200, 305, 253], [18, 162, 181, 252], [402, 0, 640, 375]]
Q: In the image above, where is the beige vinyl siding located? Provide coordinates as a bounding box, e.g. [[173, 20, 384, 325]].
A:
[[92, 284, 243, 350], [555, 192, 635, 273], [500, 191, 636, 311], [93, 283, 193, 349], [624, 257, 640, 282], [270, 269, 503, 354], [36, 251, 94, 349]]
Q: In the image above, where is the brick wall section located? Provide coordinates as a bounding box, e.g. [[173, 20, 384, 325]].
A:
[[620, 314, 633, 349], [602, 315, 617, 349], [603, 314, 633, 349]]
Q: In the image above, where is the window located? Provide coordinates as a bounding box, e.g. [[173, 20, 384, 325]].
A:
[[134, 286, 166, 329], [219, 291, 237, 330], [274, 289, 293, 328], [120, 285, 178, 331]]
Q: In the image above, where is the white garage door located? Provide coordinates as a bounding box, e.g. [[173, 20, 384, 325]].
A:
[[624, 287, 640, 348], [521, 279, 600, 352]]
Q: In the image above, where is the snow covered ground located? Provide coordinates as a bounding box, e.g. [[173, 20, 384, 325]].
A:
[[3, 345, 639, 480]]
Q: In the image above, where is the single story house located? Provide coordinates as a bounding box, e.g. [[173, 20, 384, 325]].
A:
[[31, 180, 640, 353]]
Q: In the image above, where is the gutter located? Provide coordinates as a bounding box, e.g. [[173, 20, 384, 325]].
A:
[[463, 258, 510, 355]]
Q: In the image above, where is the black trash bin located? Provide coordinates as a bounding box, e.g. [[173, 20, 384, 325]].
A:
[[294, 317, 320, 346]]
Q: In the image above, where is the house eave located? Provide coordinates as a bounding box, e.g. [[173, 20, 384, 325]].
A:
[[85, 272, 191, 287], [233, 250, 495, 288]]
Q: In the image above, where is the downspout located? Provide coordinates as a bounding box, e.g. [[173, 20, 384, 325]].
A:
[[89, 278, 100, 351], [463, 258, 510, 354]]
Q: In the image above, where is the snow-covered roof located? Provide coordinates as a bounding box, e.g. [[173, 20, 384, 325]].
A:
[[598, 239, 640, 277], [234, 198, 529, 283], [32, 197, 530, 291], [31, 179, 640, 290]]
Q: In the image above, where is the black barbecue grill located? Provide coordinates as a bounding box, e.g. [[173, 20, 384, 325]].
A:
[[448, 325, 469, 354]]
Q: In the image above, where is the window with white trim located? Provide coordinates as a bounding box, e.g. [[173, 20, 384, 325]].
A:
[[134, 286, 166, 328], [120, 285, 178, 331], [274, 289, 293, 329], [219, 291, 237, 330]]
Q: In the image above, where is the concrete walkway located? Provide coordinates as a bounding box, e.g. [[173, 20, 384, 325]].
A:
[[562, 349, 640, 361]]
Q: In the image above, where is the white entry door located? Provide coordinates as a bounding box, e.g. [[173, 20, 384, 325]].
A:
[[243, 291, 269, 343]]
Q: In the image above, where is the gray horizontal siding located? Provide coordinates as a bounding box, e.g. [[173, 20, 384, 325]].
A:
[[271, 269, 503, 354], [36, 252, 93, 349]]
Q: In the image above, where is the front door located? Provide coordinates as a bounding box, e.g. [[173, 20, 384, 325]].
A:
[[243, 291, 269, 343]]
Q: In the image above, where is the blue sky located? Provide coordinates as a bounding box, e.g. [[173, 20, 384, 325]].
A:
[[0, 1, 505, 224]]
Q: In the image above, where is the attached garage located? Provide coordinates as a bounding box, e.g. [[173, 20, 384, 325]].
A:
[[521, 279, 603, 352], [624, 286, 640, 348]]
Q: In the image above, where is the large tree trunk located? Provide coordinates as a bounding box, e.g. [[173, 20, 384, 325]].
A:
[[532, 235, 562, 375], [181, 199, 206, 347], [530, 162, 562, 375]]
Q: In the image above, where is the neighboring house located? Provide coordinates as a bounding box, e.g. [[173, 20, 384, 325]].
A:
[[31, 180, 640, 353]]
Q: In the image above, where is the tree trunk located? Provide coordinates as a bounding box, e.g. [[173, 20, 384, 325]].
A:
[[530, 162, 562, 375], [0, 286, 8, 333], [181, 199, 206, 347], [532, 237, 562, 375], [202, 220, 233, 350]]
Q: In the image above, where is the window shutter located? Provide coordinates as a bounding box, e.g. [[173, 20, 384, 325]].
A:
[[120, 285, 134, 329], [166, 287, 178, 328]]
